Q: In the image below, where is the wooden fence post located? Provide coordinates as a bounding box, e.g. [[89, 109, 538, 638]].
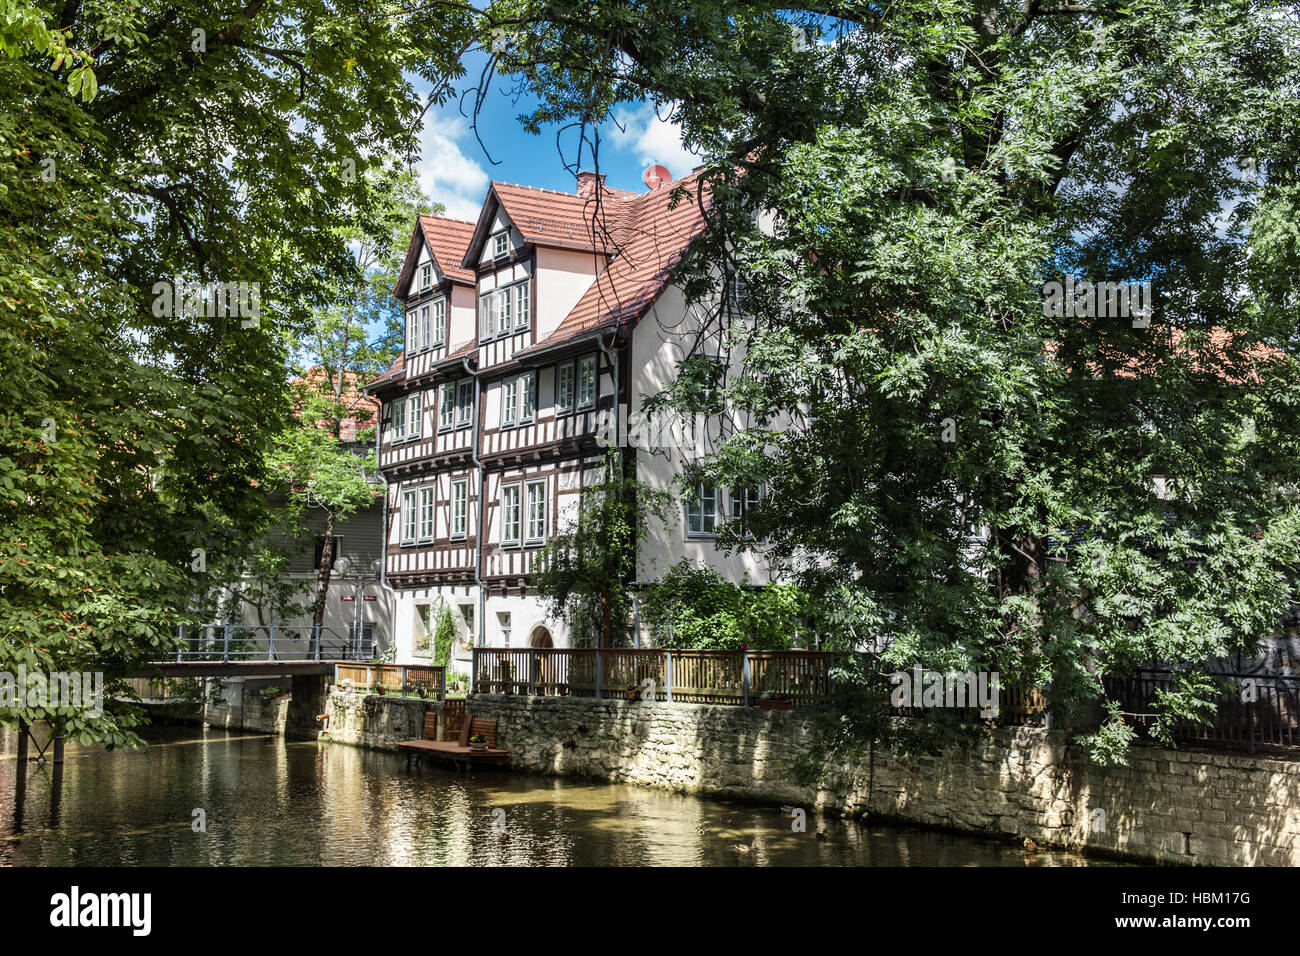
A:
[[470, 648, 478, 695], [595, 649, 603, 700], [529, 650, 537, 696], [222, 623, 231, 663], [401, 666, 408, 699]]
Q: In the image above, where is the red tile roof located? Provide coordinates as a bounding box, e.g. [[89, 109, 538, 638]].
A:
[[418, 214, 476, 283], [413, 170, 711, 362], [524, 174, 709, 355], [464, 182, 628, 262]]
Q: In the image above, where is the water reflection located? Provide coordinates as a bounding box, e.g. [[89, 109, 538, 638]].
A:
[[0, 726, 1110, 866]]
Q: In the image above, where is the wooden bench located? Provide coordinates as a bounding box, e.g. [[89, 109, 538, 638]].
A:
[[397, 711, 510, 771]]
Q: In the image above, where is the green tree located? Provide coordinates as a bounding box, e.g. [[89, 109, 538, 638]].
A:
[[484, 0, 1300, 762], [533, 456, 669, 648], [0, 0, 476, 745], [641, 560, 810, 650]]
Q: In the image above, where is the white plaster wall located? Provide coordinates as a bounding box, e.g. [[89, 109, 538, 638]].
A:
[[534, 246, 602, 340]]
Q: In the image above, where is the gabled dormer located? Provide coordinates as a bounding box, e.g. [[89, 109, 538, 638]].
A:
[[393, 215, 478, 380]]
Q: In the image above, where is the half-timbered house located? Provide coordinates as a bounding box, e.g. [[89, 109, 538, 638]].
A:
[[368, 171, 780, 663]]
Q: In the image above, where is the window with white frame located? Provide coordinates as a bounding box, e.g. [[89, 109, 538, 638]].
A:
[[439, 383, 455, 431], [479, 290, 496, 341], [497, 285, 513, 336], [456, 380, 473, 425], [526, 480, 547, 543], [686, 483, 717, 536], [500, 372, 535, 428], [502, 377, 518, 427], [418, 304, 430, 351], [419, 486, 435, 540], [405, 309, 418, 354], [520, 371, 536, 422], [392, 397, 407, 440], [401, 490, 417, 543], [731, 485, 762, 536], [493, 231, 509, 258], [557, 363, 575, 413], [420, 262, 432, 290], [432, 298, 446, 346], [578, 354, 597, 408], [501, 483, 521, 544], [514, 281, 530, 329], [406, 392, 422, 440], [451, 479, 468, 538]]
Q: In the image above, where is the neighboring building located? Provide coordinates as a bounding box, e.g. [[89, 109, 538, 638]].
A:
[[368, 171, 779, 664], [224, 369, 394, 654]]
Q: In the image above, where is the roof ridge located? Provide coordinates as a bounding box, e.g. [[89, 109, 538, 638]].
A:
[[418, 212, 477, 226]]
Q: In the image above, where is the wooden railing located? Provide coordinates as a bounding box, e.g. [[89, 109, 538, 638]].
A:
[[471, 647, 834, 709], [334, 663, 446, 700], [470, 648, 1048, 722]]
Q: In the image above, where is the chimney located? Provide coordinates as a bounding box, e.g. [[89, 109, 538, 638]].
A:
[[575, 170, 605, 198]]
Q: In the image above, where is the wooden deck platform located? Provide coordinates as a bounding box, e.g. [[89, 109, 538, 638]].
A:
[[397, 712, 510, 771]]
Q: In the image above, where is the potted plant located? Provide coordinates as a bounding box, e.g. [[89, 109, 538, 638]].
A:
[[625, 682, 641, 701], [374, 682, 386, 696], [469, 733, 489, 752], [757, 691, 793, 711]]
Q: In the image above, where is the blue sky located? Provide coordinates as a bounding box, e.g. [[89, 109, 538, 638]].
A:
[[408, 54, 701, 219]]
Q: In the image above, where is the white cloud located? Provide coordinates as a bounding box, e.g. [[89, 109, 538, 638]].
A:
[[414, 113, 491, 220], [608, 103, 701, 182]]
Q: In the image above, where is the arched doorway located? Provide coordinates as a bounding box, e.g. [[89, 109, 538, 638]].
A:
[[528, 626, 554, 693]]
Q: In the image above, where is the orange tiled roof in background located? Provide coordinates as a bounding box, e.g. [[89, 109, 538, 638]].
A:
[[293, 366, 382, 440]]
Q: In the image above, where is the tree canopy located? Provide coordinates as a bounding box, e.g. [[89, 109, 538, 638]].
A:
[[482, 0, 1300, 760]]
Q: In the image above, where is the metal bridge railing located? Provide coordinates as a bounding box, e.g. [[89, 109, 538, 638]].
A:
[[172, 624, 375, 663]]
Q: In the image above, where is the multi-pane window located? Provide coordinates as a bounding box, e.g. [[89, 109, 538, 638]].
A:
[[405, 309, 418, 353], [497, 285, 513, 336], [418, 305, 430, 351], [401, 490, 417, 543], [420, 262, 432, 290], [432, 299, 446, 346], [578, 355, 597, 408], [520, 371, 535, 422], [451, 479, 468, 538], [479, 291, 497, 341], [392, 397, 407, 440], [419, 486, 435, 540], [500, 373, 536, 427], [493, 231, 509, 258], [439, 383, 455, 431], [502, 378, 518, 427], [526, 480, 546, 542], [456, 380, 473, 425], [731, 486, 762, 536], [514, 281, 530, 330], [686, 483, 717, 536], [557, 364, 575, 413], [406, 392, 422, 439], [501, 484, 521, 544]]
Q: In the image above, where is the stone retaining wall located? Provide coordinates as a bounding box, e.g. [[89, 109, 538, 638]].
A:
[[463, 693, 1300, 866]]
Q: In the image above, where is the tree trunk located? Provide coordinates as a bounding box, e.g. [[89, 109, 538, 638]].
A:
[[313, 511, 335, 629]]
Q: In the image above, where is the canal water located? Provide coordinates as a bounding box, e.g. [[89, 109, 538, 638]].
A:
[[1, 725, 1109, 866]]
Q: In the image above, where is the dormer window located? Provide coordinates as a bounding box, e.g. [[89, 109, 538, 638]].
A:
[[493, 231, 509, 258], [420, 262, 433, 290]]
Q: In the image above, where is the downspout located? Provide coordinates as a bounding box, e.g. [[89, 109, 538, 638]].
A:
[[463, 356, 486, 650], [598, 329, 627, 647]]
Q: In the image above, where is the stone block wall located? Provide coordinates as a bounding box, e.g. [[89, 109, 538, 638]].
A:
[[464, 693, 1300, 866]]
